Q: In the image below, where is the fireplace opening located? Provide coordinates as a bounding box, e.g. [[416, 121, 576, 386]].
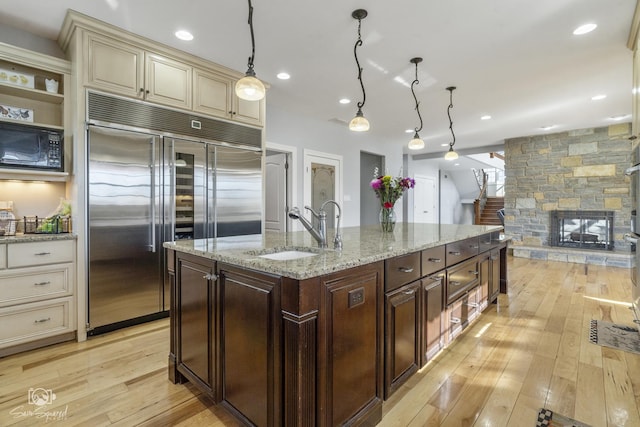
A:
[[549, 210, 614, 251]]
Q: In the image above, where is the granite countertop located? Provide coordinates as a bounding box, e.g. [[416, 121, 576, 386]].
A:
[[0, 233, 77, 243], [164, 223, 504, 280]]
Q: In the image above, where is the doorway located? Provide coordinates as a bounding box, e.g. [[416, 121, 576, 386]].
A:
[[360, 151, 384, 226], [304, 150, 343, 230], [414, 175, 437, 223], [265, 142, 296, 232]]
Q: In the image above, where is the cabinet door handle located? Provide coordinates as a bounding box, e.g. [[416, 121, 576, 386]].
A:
[[449, 251, 461, 256], [467, 302, 479, 308], [469, 270, 479, 276], [139, 88, 145, 93], [428, 257, 442, 263], [450, 317, 461, 324], [203, 273, 219, 281], [403, 289, 417, 296], [470, 245, 479, 249], [34, 281, 51, 286], [34, 317, 51, 324], [34, 252, 51, 256], [398, 267, 414, 273]]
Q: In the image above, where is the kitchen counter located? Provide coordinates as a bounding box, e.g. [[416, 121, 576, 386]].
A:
[[163, 223, 504, 280], [0, 233, 76, 243]]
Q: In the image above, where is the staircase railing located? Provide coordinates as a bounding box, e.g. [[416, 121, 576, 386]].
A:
[[473, 169, 488, 225]]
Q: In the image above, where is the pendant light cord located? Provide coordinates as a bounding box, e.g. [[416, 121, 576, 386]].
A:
[[246, 0, 256, 73], [447, 87, 456, 147], [411, 62, 423, 133], [354, 18, 366, 109]]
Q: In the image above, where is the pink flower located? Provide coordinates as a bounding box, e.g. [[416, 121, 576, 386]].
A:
[[370, 178, 382, 190]]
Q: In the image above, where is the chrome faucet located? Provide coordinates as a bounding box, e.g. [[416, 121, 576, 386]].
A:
[[288, 200, 342, 249]]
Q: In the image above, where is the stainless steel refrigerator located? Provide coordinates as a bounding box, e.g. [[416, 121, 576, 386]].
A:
[[87, 125, 262, 335]]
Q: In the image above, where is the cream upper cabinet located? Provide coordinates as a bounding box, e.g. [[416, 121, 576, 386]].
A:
[[87, 32, 144, 99], [87, 33, 192, 110], [145, 54, 192, 109], [193, 68, 264, 126]]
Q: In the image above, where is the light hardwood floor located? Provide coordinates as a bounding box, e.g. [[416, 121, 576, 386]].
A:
[[1, 256, 639, 426]]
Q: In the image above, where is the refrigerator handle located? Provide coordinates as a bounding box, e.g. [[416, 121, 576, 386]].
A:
[[149, 139, 157, 253]]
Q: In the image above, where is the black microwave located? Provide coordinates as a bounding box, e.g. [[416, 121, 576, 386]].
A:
[[0, 122, 63, 172]]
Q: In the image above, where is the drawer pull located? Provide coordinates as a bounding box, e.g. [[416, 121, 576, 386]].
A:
[[34, 252, 52, 256], [398, 267, 414, 273], [469, 270, 479, 275], [449, 251, 461, 256], [467, 302, 479, 308], [450, 317, 461, 324], [450, 281, 462, 287], [34, 317, 51, 324], [203, 273, 218, 281], [34, 281, 51, 286], [428, 257, 442, 263], [403, 289, 417, 296]]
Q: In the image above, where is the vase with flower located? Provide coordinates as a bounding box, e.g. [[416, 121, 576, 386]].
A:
[[370, 169, 415, 232]]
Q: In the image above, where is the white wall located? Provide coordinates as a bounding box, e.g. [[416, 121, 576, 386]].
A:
[[266, 104, 403, 227]]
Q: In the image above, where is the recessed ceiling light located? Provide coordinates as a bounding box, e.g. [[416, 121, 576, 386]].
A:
[[175, 30, 194, 41], [541, 125, 555, 131], [454, 163, 460, 166], [573, 23, 597, 35], [480, 115, 491, 120], [591, 94, 606, 101], [441, 143, 448, 147], [405, 129, 414, 133], [339, 98, 351, 104], [276, 72, 290, 80]]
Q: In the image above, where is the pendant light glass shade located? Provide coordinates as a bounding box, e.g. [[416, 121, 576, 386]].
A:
[[349, 108, 370, 132], [408, 132, 425, 150], [236, 0, 265, 101], [445, 146, 459, 160], [350, 9, 369, 132], [235, 73, 266, 101]]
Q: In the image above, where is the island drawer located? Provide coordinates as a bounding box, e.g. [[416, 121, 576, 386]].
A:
[[479, 231, 502, 252], [446, 258, 479, 305], [445, 237, 479, 267], [421, 246, 446, 276], [385, 252, 421, 292]]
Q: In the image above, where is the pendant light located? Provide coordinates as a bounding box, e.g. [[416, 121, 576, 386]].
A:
[[349, 9, 370, 132], [444, 86, 459, 160], [408, 57, 425, 150], [235, 0, 266, 101]]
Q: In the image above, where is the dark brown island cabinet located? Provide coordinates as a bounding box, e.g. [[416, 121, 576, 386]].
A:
[[167, 229, 507, 426]]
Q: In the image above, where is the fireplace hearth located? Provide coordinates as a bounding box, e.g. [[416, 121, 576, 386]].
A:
[[549, 210, 614, 251]]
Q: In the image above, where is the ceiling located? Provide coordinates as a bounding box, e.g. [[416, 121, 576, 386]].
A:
[[0, 0, 635, 161]]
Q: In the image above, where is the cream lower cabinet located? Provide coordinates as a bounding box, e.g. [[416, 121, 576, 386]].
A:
[[0, 239, 76, 356], [86, 32, 192, 110]]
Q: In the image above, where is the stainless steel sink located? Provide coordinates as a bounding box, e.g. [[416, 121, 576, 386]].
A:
[[257, 250, 319, 261]]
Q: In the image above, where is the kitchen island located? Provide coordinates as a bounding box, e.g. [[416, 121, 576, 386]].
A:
[[164, 223, 506, 426]]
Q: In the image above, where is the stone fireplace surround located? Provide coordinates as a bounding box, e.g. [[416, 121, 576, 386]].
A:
[[503, 123, 633, 267]]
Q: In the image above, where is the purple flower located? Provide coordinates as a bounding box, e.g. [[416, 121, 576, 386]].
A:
[[370, 178, 382, 190]]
